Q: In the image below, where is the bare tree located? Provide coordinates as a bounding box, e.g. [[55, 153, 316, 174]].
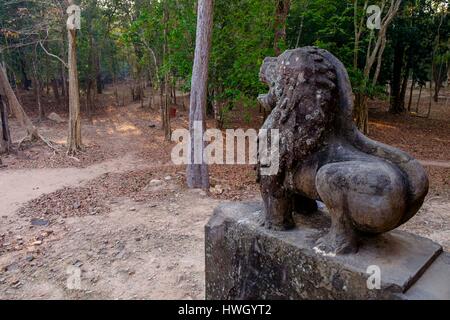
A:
[[0, 64, 39, 140], [353, 0, 401, 133], [66, 1, 82, 155], [0, 64, 57, 150], [0, 94, 11, 154], [162, 1, 171, 141], [353, 0, 369, 68], [186, 0, 214, 189]]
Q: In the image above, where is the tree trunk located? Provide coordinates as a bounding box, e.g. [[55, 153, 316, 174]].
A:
[[273, 0, 291, 56], [390, 39, 405, 113], [427, 81, 433, 118], [416, 85, 423, 113], [173, 83, 177, 106], [186, 0, 213, 189], [354, 92, 368, 134], [353, 0, 369, 69], [140, 78, 145, 108], [161, 1, 171, 141], [67, 28, 82, 154], [113, 76, 120, 107], [32, 56, 45, 121], [87, 32, 97, 116], [147, 85, 154, 110], [164, 74, 171, 141], [0, 94, 11, 154], [433, 61, 447, 102], [32, 76, 44, 122], [356, 0, 401, 131], [86, 79, 93, 118], [407, 79, 416, 112], [95, 46, 102, 94], [51, 79, 61, 104], [0, 65, 38, 139], [399, 67, 410, 111], [12, 71, 23, 105], [160, 79, 165, 129], [19, 56, 31, 91]]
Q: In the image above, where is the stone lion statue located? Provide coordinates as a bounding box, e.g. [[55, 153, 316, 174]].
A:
[[257, 47, 429, 254]]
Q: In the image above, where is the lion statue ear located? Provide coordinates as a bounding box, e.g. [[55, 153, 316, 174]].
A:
[[258, 57, 279, 112], [259, 57, 278, 85]]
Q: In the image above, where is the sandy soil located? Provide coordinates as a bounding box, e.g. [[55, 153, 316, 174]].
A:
[[0, 86, 449, 299], [0, 184, 221, 299], [0, 155, 147, 217]]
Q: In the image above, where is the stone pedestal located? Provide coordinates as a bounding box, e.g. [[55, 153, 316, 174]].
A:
[[205, 202, 449, 300]]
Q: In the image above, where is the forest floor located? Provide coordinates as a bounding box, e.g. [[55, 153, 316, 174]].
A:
[[0, 84, 449, 299]]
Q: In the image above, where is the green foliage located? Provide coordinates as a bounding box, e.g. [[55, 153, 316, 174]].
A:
[[0, 0, 448, 121], [210, 0, 275, 107]]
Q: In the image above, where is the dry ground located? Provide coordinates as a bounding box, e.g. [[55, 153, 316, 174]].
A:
[[0, 85, 448, 299]]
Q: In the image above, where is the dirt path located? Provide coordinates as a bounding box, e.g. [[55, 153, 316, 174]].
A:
[[0, 100, 223, 299], [0, 183, 221, 299], [0, 154, 147, 217], [420, 160, 450, 168]]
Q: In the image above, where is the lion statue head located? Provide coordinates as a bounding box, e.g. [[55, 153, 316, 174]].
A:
[[258, 47, 348, 169]]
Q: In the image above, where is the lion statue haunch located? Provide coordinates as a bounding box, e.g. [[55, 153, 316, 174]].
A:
[[257, 47, 429, 254]]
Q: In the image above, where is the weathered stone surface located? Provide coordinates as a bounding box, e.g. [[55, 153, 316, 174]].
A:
[[399, 252, 450, 300], [205, 202, 443, 300], [47, 112, 66, 124], [257, 47, 429, 254]]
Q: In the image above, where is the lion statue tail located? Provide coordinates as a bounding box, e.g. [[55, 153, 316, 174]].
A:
[[319, 48, 429, 225]]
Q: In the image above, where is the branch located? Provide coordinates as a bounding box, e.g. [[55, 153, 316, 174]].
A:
[[364, 0, 400, 77], [39, 41, 68, 69]]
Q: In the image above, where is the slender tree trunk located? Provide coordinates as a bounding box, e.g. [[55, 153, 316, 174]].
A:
[[113, 76, 119, 107], [140, 77, 145, 108], [416, 85, 423, 113], [408, 79, 416, 112], [161, 1, 171, 141], [32, 56, 44, 121], [433, 61, 447, 102], [63, 77, 69, 109], [295, 14, 305, 48], [354, 92, 368, 134], [186, 0, 213, 189], [427, 81, 433, 118], [147, 85, 154, 110], [87, 32, 97, 116], [390, 39, 405, 113], [164, 74, 171, 140], [0, 94, 11, 154], [355, 0, 401, 132], [353, 0, 369, 69], [431, 13, 445, 103], [32, 76, 43, 122], [160, 79, 165, 128], [67, 28, 82, 154], [58, 27, 68, 110], [19, 56, 31, 91], [173, 83, 177, 106], [45, 54, 50, 96], [12, 71, 23, 105], [86, 79, 93, 118], [0, 65, 38, 139], [399, 67, 410, 110], [273, 0, 291, 56], [52, 79, 61, 104], [95, 45, 102, 94]]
